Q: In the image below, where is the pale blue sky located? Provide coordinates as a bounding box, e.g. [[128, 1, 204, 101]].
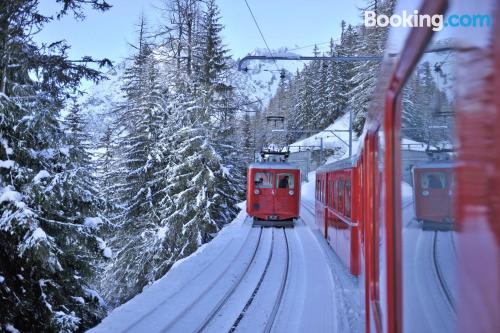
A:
[[37, 0, 364, 63]]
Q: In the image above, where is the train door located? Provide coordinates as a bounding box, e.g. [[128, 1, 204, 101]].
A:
[[253, 170, 274, 216], [274, 171, 296, 217]]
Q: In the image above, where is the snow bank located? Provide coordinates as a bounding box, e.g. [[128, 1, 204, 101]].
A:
[[301, 171, 316, 202]]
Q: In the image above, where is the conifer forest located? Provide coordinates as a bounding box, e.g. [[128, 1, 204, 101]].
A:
[[0, 0, 457, 331]]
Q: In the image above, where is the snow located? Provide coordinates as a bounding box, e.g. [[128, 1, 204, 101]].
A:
[[301, 171, 316, 200], [59, 147, 70, 157], [1, 137, 13, 155], [0, 160, 15, 169], [4, 324, 20, 333], [289, 112, 360, 163], [72, 296, 85, 304], [31, 228, 47, 241], [401, 181, 414, 206], [84, 217, 103, 229], [96, 237, 112, 259], [89, 178, 362, 333], [19, 228, 49, 252], [33, 170, 51, 183], [84, 287, 107, 307], [0, 186, 22, 204]]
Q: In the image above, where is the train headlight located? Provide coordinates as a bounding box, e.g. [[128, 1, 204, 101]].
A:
[[254, 189, 260, 195], [288, 190, 294, 196], [422, 190, 429, 196]]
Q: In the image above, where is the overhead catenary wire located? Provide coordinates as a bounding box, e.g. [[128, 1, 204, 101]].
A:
[[243, 0, 281, 72]]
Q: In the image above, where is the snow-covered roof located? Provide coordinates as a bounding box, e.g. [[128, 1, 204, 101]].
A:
[[317, 156, 359, 173], [248, 162, 301, 170]]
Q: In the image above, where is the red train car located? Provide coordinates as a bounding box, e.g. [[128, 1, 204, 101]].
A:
[[412, 161, 455, 229], [313, 0, 499, 332], [316, 158, 361, 275], [246, 162, 300, 227]]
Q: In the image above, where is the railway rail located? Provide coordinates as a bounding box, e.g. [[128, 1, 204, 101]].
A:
[[432, 231, 456, 314], [195, 226, 264, 333]]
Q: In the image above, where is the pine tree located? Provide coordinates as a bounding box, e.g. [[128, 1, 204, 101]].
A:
[[0, 1, 112, 331], [349, 0, 395, 134], [100, 17, 170, 305]]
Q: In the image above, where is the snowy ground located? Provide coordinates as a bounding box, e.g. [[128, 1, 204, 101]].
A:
[[88, 174, 364, 333]]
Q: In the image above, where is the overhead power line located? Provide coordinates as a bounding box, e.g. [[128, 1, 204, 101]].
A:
[[243, 0, 281, 72]]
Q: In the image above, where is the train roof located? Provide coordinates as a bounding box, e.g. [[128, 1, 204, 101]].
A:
[[248, 162, 301, 170], [413, 160, 455, 170], [316, 156, 359, 173]]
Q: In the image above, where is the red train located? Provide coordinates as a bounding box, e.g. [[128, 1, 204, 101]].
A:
[[246, 162, 300, 227], [412, 161, 455, 229], [314, 0, 500, 332], [316, 158, 361, 275]]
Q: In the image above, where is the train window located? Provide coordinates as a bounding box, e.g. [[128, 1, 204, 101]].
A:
[[338, 180, 344, 212], [277, 173, 294, 189], [330, 180, 334, 207], [316, 179, 320, 200], [254, 172, 273, 188], [421, 172, 446, 189], [345, 180, 351, 218], [333, 180, 337, 209]]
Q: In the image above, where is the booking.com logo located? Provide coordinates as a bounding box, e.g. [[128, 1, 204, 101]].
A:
[[364, 10, 491, 31]]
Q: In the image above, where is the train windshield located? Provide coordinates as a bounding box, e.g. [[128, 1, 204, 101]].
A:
[[254, 172, 273, 188], [421, 172, 446, 189], [277, 173, 294, 189]]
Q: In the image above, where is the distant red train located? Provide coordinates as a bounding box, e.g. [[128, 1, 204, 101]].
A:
[[246, 162, 300, 227], [314, 0, 500, 332], [412, 161, 455, 229]]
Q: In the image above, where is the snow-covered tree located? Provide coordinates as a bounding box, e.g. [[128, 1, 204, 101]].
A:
[[0, 3, 113, 332]]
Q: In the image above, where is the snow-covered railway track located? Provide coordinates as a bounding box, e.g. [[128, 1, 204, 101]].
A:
[[155, 226, 265, 333], [226, 227, 290, 333], [433, 231, 456, 314], [193, 226, 265, 332], [263, 228, 290, 333]]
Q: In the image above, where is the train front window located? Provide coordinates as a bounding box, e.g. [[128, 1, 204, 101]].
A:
[[254, 172, 273, 188], [421, 172, 446, 189], [277, 173, 294, 189]]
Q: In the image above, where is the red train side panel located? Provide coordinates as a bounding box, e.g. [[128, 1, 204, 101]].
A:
[[316, 158, 361, 276]]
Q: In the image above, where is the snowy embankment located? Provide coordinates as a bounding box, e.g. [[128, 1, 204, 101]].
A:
[[89, 178, 365, 333]]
